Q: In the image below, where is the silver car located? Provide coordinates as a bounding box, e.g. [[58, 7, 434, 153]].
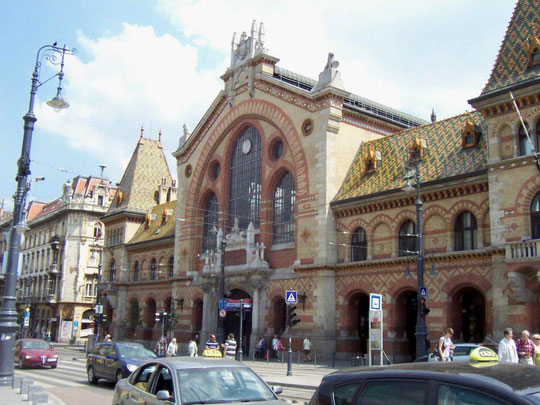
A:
[[112, 357, 285, 405]]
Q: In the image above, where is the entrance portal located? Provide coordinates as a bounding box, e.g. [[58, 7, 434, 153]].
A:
[[395, 290, 418, 361], [224, 289, 252, 355], [348, 292, 369, 354], [452, 287, 485, 343]]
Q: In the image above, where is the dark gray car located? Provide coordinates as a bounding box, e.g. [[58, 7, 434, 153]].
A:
[[112, 357, 285, 405]]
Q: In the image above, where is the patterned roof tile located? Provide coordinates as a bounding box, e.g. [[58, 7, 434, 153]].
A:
[[128, 200, 176, 244], [481, 0, 540, 95], [333, 111, 487, 202]]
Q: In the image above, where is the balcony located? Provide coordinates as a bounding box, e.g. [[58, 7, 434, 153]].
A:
[[47, 264, 60, 274], [506, 239, 540, 261], [43, 294, 57, 303]]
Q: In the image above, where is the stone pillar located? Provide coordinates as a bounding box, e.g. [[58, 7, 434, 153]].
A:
[[313, 269, 336, 357], [200, 282, 215, 344]]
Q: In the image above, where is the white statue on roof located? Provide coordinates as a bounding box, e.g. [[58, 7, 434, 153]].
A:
[[312, 52, 345, 92]]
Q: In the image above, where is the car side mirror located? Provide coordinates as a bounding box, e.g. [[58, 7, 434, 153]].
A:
[[49, 345, 54, 349], [272, 386, 283, 395], [156, 390, 172, 401], [106, 354, 117, 360]]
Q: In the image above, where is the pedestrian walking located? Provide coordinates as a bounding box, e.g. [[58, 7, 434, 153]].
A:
[[104, 334, 112, 342], [155, 335, 168, 357], [517, 330, 535, 365], [271, 335, 278, 359], [303, 336, 312, 361], [438, 328, 455, 362], [205, 334, 219, 350], [223, 333, 237, 360], [188, 337, 198, 356], [498, 327, 518, 363], [167, 338, 178, 357], [532, 334, 540, 366]]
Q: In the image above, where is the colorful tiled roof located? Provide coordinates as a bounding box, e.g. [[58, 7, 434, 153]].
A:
[[108, 136, 173, 214], [481, 0, 540, 95], [333, 111, 487, 202], [128, 200, 176, 244]]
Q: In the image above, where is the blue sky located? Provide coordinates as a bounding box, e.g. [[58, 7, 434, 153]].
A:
[[0, 1, 517, 211]]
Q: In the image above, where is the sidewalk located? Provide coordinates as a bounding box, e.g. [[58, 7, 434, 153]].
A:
[[0, 379, 66, 405]]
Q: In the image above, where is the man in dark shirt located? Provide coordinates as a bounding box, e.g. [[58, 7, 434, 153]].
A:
[[517, 330, 535, 365]]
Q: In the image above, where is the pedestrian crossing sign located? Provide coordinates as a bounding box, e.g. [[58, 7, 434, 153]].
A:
[[285, 290, 297, 304]]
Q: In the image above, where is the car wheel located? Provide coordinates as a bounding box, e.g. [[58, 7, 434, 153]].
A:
[[18, 358, 24, 369], [51, 364, 57, 369], [87, 366, 98, 384], [115, 370, 123, 383]]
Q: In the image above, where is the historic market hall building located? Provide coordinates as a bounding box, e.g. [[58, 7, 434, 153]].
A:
[[104, 0, 540, 362]]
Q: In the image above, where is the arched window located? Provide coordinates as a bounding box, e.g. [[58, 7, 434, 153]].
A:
[[454, 211, 477, 251], [519, 123, 531, 156], [168, 256, 174, 278], [202, 193, 219, 252], [273, 172, 295, 244], [150, 258, 157, 281], [351, 228, 367, 261], [133, 261, 139, 282], [399, 220, 416, 256], [109, 259, 116, 282], [229, 126, 262, 229], [532, 193, 540, 239]]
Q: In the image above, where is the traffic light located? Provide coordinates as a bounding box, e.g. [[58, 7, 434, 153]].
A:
[[287, 304, 301, 328], [419, 298, 430, 316]]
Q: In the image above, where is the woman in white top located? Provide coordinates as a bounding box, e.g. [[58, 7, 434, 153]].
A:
[[438, 328, 455, 362], [167, 338, 178, 357], [188, 338, 198, 356]]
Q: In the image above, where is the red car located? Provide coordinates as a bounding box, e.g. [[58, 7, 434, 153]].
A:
[[15, 339, 58, 369]]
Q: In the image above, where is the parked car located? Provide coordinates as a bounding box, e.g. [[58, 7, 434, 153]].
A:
[[413, 343, 479, 362], [87, 341, 157, 384], [15, 338, 58, 369], [309, 356, 540, 405], [112, 357, 286, 405]]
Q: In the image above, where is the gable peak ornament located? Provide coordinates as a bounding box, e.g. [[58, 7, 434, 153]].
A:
[[230, 20, 267, 69]]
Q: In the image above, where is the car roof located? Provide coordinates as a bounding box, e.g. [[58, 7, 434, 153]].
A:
[[18, 338, 47, 342], [98, 341, 144, 346], [326, 362, 540, 393], [148, 357, 249, 370]]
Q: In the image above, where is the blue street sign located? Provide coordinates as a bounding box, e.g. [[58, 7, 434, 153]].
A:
[[370, 293, 382, 310], [285, 290, 297, 304], [218, 298, 227, 310], [419, 287, 427, 298]]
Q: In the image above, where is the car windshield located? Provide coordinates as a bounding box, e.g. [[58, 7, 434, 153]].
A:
[[22, 340, 49, 350], [178, 367, 276, 404], [117, 344, 157, 358]]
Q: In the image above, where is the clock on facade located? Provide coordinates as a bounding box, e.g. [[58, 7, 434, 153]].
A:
[[242, 139, 252, 154]]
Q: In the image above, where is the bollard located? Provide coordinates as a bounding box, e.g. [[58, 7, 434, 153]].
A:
[[266, 349, 270, 364], [314, 351, 317, 366], [20, 380, 34, 395], [12, 375, 23, 389], [27, 386, 44, 401], [298, 350, 300, 365], [32, 393, 49, 405]]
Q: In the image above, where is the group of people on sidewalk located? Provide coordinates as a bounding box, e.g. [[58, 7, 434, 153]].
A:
[[253, 335, 312, 361], [498, 328, 540, 365]]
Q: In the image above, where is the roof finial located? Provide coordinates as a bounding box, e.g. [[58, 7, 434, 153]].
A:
[[158, 130, 162, 142], [140, 125, 144, 139], [431, 108, 437, 123]]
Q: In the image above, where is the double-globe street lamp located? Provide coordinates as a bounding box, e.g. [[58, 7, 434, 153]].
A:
[[401, 152, 428, 361], [0, 43, 75, 386]]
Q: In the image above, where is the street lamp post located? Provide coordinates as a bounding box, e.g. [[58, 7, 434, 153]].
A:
[[402, 160, 427, 360], [155, 308, 168, 356], [211, 225, 227, 346], [0, 43, 74, 386]]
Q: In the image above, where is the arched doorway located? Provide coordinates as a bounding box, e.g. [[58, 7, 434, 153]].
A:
[[193, 299, 203, 333], [143, 298, 157, 342], [225, 289, 253, 355], [395, 290, 418, 361], [348, 292, 369, 354], [273, 297, 287, 337], [451, 287, 485, 343]]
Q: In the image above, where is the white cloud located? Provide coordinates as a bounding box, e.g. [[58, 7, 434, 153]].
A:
[[36, 23, 223, 183]]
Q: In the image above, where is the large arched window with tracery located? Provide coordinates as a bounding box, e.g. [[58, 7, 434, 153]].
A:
[[273, 172, 295, 244], [202, 193, 219, 252], [532, 193, 540, 240], [229, 126, 262, 229], [351, 228, 367, 261]]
